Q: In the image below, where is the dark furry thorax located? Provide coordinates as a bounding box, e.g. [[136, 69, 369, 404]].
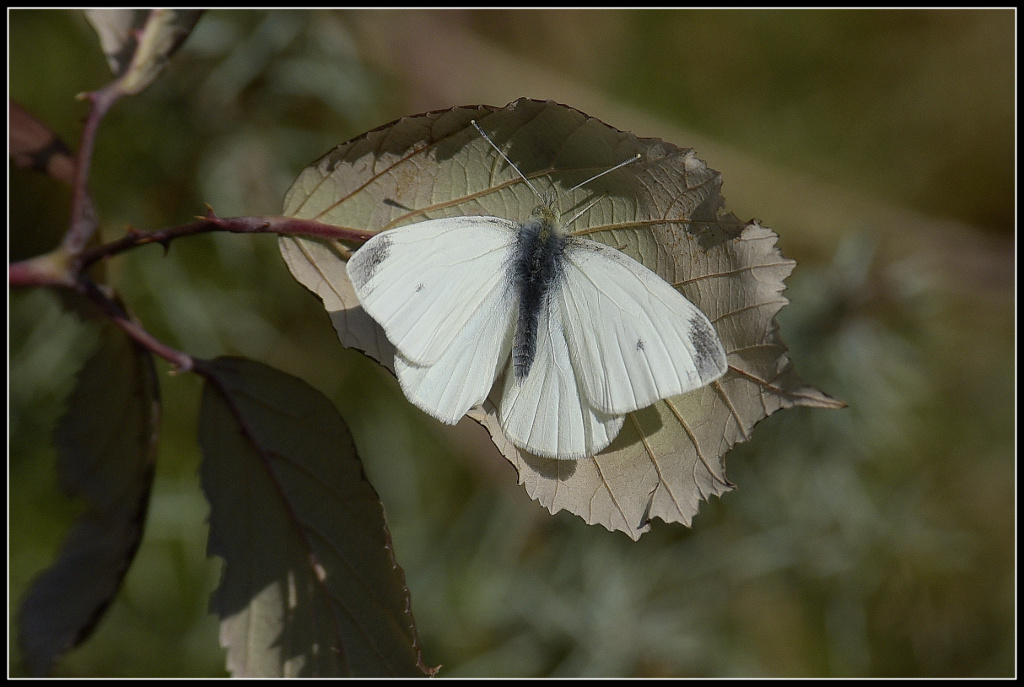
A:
[[511, 205, 568, 381]]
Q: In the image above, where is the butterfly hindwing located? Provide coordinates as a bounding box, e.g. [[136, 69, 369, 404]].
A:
[[499, 298, 625, 459], [395, 287, 515, 423]]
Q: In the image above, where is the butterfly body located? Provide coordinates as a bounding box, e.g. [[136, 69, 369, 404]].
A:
[[511, 205, 569, 381]]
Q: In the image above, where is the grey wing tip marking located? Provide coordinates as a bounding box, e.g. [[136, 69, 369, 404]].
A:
[[349, 234, 392, 287], [689, 318, 728, 382]]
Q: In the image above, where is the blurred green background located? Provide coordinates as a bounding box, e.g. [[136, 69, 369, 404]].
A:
[[9, 9, 1014, 677]]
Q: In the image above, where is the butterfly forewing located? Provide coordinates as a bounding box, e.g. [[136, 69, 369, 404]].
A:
[[347, 216, 519, 366], [557, 239, 728, 416]]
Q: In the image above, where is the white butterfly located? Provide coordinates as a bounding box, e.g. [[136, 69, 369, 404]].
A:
[[346, 121, 728, 459]]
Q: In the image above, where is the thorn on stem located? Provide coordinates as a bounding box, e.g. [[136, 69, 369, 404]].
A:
[[201, 205, 225, 227]]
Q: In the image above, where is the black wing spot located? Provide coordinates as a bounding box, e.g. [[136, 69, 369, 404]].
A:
[[636, 339, 645, 352]]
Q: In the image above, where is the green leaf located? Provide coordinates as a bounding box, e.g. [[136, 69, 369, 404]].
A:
[[280, 98, 844, 539], [84, 9, 202, 95], [198, 357, 431, 677], [19, 309, 160, 676]]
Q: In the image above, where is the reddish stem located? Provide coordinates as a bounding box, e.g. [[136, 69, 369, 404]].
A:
[[79, 278, 195, 372], [8, 259, 74, 288], [79, 212, 374, 268], [8, 249, 76, 288], [63, 83, 123, 255]]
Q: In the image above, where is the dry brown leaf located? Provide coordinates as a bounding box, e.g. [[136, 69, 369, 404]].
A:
[[279, 98, 842, 539]]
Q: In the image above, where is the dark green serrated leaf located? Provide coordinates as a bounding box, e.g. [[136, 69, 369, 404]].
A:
[[198, 357, 431, 677], [19, 314, 160, 676], [84, 9, 202, 95]]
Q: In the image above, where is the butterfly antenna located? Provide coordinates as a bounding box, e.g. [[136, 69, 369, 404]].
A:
[[472, 120, 544, 201], [565, 153, 642, 194], [561, 153, 641, 229], [562, 194, 606, 229]]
